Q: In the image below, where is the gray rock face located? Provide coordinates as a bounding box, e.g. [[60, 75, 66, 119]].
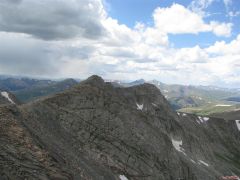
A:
[[0, 75, 239, 180], [0, 106, 72, 180]]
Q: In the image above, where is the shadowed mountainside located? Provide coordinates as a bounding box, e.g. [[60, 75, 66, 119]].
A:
[[0, 75, 239, 180]]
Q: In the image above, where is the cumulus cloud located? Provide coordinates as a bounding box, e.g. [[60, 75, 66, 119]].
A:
[[0, 0, 238, 87], [152, 4, 232, 37], [0, 0, 106, 40], [206, 34, 240, 55], [174, 46, 208, 63]]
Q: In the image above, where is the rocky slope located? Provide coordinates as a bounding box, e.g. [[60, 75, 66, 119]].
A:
[[0, 75, 239, 180]]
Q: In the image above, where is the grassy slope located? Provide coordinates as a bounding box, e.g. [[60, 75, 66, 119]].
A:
[[178, 103, 240, 116]]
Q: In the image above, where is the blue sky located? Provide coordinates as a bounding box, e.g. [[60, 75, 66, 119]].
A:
[[0, 0, 239, 88], [106, 0, 240, 48]]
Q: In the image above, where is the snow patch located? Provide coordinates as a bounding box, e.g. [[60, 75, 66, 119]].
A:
[[177, 112, 180, 116], [190, 159, 196, 164], [215, 104, 232, 107], [235, 120, 240, 131], [1, 91, 15, 104], [182, 113, 187, 117], [197, 116, 209, 123], [171, 138, 186, 155], [196, 119, 201, 124], [203, 117, 209, 121], [136, 103, 143, 110], [198, 160, 209, 167], [152, 103, 157, 107], [119, 175, 128, 180], [198, 116, 204, 123]]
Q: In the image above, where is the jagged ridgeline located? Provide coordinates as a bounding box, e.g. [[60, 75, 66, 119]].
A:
[[0, 75, 239, 180]]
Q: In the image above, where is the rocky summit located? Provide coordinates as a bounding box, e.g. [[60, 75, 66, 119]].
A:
[[0, 75, 239, 180]]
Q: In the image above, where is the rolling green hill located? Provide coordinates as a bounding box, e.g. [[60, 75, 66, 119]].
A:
[[178, 104, 240, 116]]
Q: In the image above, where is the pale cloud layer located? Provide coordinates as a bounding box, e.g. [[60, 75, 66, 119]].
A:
[[0, 0, 239, 88]]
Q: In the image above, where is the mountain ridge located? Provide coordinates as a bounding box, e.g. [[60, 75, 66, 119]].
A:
[[0, 75, 240, 179]]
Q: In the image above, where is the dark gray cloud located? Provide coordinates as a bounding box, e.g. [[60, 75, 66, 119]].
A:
[[0, 0, 106, 40]]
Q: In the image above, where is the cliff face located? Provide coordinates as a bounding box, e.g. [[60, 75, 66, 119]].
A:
[[0, 75, 239, 180]]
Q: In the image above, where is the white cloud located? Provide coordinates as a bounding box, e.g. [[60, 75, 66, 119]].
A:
[[174, 45, 208, 63], [189, 0, 216, 16], [206, 34, 240, 55], [0, 1, 239, 88], [228, 11, 240, 18], [102, 17, 141, 46], [152, 4, 232, 37], [153, 4, 209, 34], [209, 21, 232, 37]]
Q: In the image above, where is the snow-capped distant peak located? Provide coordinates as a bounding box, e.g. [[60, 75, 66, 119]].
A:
[[1, 91, 15, 104], [136, 103, 143, 110]]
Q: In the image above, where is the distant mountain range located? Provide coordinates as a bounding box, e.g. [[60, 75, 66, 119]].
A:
[[13, 78, 78, 102], [0, 77, 78, 103], [0, 75, 239, 115], [108, 78, 240, 115]]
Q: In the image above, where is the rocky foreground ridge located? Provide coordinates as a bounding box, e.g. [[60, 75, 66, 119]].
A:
[[0, 75, 239, 180]]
